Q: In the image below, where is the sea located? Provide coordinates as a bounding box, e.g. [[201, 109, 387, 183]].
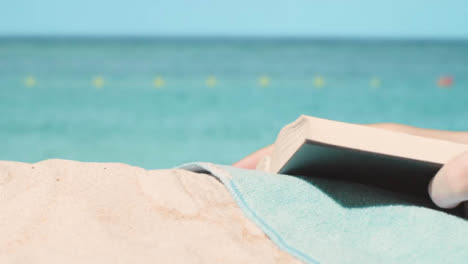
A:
[[1, 38, 467, 169]]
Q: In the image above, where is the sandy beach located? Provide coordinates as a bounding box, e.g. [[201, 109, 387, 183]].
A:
[[0, 159, 298, 263]]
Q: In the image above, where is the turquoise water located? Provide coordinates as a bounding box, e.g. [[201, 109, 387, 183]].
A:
[[1, 38, 467, 169]]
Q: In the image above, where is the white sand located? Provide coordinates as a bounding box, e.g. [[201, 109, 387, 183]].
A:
[[0, 159, 298, 263]]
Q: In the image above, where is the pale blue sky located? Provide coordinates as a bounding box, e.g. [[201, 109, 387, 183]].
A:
[[1, 0, 468, 38]]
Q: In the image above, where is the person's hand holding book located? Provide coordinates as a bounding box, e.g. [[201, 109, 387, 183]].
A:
[[234, 123, 468, 213]]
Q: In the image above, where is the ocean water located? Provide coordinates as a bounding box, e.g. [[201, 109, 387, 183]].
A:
[[1, 38, 467, 169]]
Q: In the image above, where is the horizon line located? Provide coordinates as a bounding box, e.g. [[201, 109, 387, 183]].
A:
[[1, 34, 468, 42]]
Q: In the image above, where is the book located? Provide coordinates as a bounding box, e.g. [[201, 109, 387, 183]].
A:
[[256, 115, 468, 196]]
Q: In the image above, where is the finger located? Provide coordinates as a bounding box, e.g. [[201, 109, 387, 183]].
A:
[[233, 145, 273, 169], [428, 151, 468, 208]]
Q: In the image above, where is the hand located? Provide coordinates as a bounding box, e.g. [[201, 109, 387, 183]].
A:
[[429, 151, 468, 210], [233, 123, 468, 212], [233, 144, 273, 170]]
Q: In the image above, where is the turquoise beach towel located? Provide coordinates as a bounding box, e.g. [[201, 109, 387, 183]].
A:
[[180, 163, 468, 264]]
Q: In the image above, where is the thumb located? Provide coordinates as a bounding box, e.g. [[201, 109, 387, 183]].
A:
[[428, 152, 468, 209]]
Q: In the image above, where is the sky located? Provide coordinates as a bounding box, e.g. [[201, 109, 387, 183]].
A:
[[1, 0, 468, 38]]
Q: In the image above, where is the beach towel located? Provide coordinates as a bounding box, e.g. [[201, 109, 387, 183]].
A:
[[181, 162, 468, 264]]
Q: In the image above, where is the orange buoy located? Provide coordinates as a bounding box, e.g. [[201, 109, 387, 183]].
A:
[[437, 76, 454, 88]]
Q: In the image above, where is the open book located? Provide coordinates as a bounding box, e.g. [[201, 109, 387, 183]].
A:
[[257, 115, 468, 196]]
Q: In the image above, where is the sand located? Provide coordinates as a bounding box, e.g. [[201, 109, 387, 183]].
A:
[[0, 159, 298, 263]]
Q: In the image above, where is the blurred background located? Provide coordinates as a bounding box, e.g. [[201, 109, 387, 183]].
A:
[[1, 0, 467, 169]]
